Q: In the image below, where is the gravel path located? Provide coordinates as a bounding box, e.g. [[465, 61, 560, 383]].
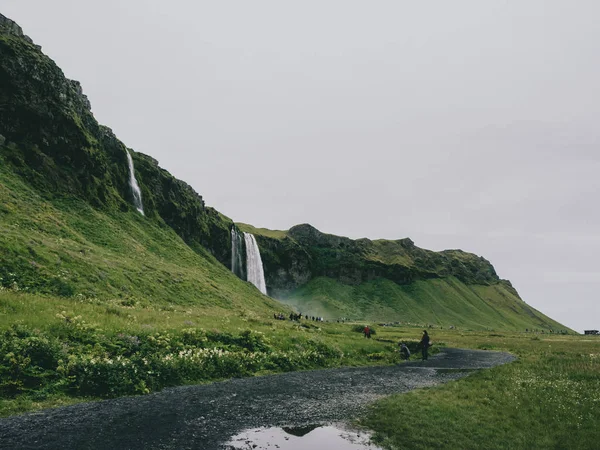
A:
[[0, 348, 514, 450]]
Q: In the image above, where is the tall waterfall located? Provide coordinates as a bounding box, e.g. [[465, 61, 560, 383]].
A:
[[230, 227, 244, 279], [243, 232, 267, 295], [126, 151, 144, 215]]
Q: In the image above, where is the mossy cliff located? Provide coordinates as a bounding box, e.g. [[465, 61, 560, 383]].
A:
[[241, 223, 499, 296], [0, 16, 232, 265], [238, 224, 567, 330]]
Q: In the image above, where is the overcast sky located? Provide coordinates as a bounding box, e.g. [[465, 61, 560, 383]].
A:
[[4, 1, 599, 332]]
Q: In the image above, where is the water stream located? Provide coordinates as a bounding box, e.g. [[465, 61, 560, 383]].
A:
[[126, 150, 144, 215]]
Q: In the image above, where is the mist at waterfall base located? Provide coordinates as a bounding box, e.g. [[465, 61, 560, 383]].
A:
[[126, 151, 144, 215], [231, 229, 267, 295]]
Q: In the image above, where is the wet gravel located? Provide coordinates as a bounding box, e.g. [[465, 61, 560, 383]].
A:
[[0, 348, 515, 450]]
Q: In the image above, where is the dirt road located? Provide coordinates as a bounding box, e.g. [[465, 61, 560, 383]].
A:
[[0, 348, 514, 449]]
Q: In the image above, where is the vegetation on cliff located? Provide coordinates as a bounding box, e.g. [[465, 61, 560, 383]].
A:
[[242, 224, 566, 331]]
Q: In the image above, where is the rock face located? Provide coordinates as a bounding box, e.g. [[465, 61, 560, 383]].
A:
[[252, 223, 500, 297], [0, 13, 39, 49], [0, 15, 233, 266]]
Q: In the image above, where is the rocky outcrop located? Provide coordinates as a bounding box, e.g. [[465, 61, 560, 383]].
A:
[[0, 13, 39, 49], [253, 233, 312, 298], [250, 223, 500, 296]]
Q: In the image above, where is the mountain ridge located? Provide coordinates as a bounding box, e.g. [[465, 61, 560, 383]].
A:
[[0, 13, 570, 332]]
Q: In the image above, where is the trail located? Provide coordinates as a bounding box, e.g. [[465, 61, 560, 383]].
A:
[[0, 349, 515, 450]]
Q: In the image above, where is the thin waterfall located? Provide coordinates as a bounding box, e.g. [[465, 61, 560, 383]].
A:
[[243, 232, 267, 295], [126, 150, 144, 215], [231, 227, 244, 279]]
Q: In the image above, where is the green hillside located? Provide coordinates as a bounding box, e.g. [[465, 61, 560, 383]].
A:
[[280, 276, 566, 331], [0, 155, 276, 312], [241, 225, 570, 332]]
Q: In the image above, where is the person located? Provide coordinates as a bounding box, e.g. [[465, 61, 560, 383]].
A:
[[419, 330, 430, 360], [399, 342, 410, 360], [363, 325, 371, 339]]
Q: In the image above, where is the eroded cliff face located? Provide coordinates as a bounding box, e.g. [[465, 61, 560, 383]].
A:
[[252, 233, 312, 298], [251, 224, 500, 297], [0, 15, 233, 265]]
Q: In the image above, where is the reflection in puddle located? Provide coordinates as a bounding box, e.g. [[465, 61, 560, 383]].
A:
[[224, 423, 382, 449]]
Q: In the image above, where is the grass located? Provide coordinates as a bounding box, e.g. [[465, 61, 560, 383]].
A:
[[0, 161, 278, 312], [282, 276, 569, 332], [237, 223, 288, 240], [359, 329, 600, 449], [0, 289, 402, 417], [366, 239, 413, 266]]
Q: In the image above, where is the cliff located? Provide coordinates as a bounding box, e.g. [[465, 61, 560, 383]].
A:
[[239, 223, 499, 297], [0, 15, 233, 265]]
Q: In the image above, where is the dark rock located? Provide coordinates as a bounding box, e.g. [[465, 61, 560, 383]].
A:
[[254, 224, 500, 297]]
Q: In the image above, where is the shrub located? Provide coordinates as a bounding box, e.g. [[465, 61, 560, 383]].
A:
[[0, 325, 63, 396], [0, 324, 351, 399]]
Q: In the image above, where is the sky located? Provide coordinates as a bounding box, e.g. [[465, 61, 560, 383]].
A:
[[3, 1, 599, 333]]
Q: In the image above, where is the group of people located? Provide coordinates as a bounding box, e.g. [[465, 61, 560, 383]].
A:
[[273, 312, 325, 322], [361, 325, 431, 361], [398, 330, 431, 361], [279, 313, 432, 362]]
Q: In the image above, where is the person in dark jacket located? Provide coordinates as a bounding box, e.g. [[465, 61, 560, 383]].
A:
[[420, 330, 430, 360], [399, 342, 411, 360]]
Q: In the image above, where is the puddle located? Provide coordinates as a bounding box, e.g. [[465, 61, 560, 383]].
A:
[[223, 423, 382, 449]]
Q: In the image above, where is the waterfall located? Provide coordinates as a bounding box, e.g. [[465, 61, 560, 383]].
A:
[[231, 227, 244, 279], [243, 232, 267, 295], [126, 150, 144, 215]]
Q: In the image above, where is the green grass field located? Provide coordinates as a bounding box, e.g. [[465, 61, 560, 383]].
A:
[[2, 296, 597, 450], [359, 328, 600, 449]]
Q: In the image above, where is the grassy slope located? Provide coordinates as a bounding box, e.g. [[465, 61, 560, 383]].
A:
[[360, 328, 600, 450], [237, 223, 288, 240], [280, 276, 568, 332], [0, 159, 275, 312]]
